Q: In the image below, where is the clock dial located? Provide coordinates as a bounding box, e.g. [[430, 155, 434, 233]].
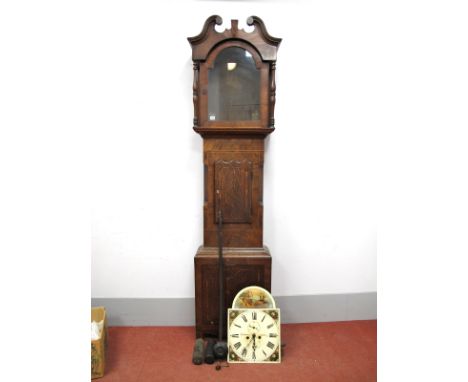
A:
[[228, 309, 281, 363]]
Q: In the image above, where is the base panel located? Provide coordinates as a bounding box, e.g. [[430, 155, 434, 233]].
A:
[[194, 246, 271, 338]]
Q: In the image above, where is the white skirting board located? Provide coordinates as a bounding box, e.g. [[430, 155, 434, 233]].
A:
[[91, 292, 376, 326]]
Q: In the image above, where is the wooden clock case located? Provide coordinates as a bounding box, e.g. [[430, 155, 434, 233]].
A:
[[188, 15, 281, 338]]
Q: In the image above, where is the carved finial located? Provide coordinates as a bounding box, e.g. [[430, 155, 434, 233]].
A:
[[231, 19, 239, 35]]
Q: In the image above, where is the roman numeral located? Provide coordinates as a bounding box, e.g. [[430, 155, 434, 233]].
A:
[[267, 323, 274, 329], [242, 315, 247, 322], [234, 324, 241, 328], [242, 348, 247, 357], [267, 341, 275, 349], [262, 350, 267, 356], [231, 334, 239, 338], [252, 311, 257, 320], [269, 333, 278, 338], [261, 314, 266, 322], [234, 342, 241, 350]]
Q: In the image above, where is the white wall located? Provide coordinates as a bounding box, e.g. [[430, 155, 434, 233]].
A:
[[91, 0, 377, 299]]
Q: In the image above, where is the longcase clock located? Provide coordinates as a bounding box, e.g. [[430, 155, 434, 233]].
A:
[[188, 15, 281, 338]]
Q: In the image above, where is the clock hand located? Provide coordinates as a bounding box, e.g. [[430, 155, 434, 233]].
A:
[[243, 335, 254, 347], [240, 335, 254, 356], [252, 334, 257, 360]]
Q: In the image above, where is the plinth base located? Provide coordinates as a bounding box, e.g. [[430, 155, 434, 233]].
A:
[[194, 246, 272, 338]]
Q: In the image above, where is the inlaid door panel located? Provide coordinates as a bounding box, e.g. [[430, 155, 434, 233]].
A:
[[214, 159, 252, 224]]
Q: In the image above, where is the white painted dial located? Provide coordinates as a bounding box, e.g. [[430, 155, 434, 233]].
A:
[[228, 309, 280, 363]]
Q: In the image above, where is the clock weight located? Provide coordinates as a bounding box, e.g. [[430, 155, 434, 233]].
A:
[[204, 338, 215, 364], [192, 338, 205, 365], [213, 340, 227, 359]]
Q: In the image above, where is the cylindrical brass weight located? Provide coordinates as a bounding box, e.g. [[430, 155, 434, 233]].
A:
[[192, 338, 205, 365], [204, 338, 215, 364]]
